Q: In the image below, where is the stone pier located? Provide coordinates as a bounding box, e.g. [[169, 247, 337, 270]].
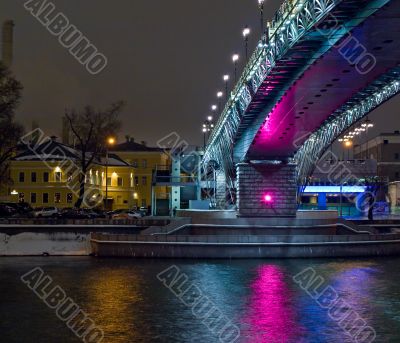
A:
[[237, 162, 297, 217]]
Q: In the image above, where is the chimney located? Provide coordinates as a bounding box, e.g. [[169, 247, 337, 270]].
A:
[[2, 20, 14, 68]]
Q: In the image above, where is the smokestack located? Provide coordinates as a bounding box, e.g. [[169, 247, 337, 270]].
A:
[[2, 20, 14, 68]]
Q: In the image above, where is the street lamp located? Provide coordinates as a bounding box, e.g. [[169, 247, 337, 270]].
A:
[[243, 26, 251, 61], [207, 115, 213, 122], [361, 117, 374, 159], [232, 53, 239, 83], [217, 91, 223, 109], [258, 0, 265, 35], [105, 137, 116, 211], [223, 74, 230, 101], [211, 105, 217, 112]]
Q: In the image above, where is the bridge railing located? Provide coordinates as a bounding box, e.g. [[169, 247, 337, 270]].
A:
[[203, 0, 339, 171], [205, 0, 306, 151]]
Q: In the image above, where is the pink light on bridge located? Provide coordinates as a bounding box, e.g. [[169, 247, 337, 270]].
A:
[[264, 194, 272, 203]]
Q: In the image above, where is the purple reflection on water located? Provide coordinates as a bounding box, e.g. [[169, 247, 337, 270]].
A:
[[241, 265, 304, 343]]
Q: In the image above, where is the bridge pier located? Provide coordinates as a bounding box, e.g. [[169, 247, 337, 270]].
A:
[[237, 162, 297, 217], [215, 171, 227, 209]]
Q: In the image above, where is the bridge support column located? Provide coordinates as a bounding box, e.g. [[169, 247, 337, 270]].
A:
[[215, 171, 227, 209], [237, 162, 297, 217]]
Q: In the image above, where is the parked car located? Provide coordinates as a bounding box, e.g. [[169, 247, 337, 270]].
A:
[[0, 202, 33, 217], [112, 210, 142, 220], [0, 204, 17, 217], [34, 207, 59, 218]]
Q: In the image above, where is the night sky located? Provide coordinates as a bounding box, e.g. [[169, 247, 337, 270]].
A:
[[1, 0, 399, 147]]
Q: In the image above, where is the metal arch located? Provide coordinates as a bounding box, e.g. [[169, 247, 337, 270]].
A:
[[203, 0, 340, 177], [294, 76, 400, 185]]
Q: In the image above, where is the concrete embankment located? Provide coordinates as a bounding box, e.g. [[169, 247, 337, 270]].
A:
[[0, 217, 171, 256], [0, 225, 145, 256]]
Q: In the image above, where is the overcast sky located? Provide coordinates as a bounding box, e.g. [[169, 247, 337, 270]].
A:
[[1, 0, 399, 147]]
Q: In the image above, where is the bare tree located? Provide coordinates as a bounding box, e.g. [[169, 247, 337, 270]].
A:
[[0, 63, 23, 186], [64, 101, 124, 208]]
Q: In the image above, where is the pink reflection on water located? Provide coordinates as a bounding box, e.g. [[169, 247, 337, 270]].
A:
[[241, 265, 303, 343]]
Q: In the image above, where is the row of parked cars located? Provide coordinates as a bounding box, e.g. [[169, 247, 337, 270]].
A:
[[0, 203, 147, 220]]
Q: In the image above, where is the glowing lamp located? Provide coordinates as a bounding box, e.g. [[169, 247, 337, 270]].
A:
[[264, 194, 272, 203]]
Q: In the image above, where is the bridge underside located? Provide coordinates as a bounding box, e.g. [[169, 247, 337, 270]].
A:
[[242, 0, 400, 160], [206, 0, 400, 216]]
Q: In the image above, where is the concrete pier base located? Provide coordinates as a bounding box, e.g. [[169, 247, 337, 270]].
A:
[[237, 162, 297, 217]]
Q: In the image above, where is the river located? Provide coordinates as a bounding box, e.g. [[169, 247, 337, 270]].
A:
[[1, 257, 399, 342]]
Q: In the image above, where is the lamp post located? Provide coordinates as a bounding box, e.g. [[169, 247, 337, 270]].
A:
[[232, 53, 239, 83], [202, 119, 214, 149], [217, 91, 223, 109], [105, 137, 116, 210], [243, 26, 251, 61], [258, 0, 265, 35], [362, 117, 374, 159], [223, 74, 229, 101]]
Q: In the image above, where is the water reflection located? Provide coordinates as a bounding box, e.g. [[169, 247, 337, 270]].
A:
[[241, 265, 303, 343], [1, 258, 400, 342]]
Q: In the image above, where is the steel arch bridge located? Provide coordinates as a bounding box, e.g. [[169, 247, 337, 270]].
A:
[[203, 0, 400, 215]]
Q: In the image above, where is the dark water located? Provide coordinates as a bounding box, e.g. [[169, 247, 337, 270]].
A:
[[1, 257, 400, 343]]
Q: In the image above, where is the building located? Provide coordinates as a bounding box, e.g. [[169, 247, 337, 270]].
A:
[[109, 137, 170, 212], [6, 138, 136, 210], [354, 131, 400, 181]]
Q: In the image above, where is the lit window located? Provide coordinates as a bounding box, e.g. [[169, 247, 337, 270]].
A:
[[107, 177, 112, 186], [135, 176, 139, 186], [55, 193, 61, 204], [55, 172, 62, 182]]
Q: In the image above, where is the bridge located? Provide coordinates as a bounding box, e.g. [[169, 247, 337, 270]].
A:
[[203, 0, 400, 217]]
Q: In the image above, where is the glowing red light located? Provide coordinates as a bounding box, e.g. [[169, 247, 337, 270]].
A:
[[264, 194, 272, 203]]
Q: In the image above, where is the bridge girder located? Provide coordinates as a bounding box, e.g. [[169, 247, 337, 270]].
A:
[[203, 0, 394, 186]]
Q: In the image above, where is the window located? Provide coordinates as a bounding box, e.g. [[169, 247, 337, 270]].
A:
[[55, 193, 61, 204], [55, 172, 62, 182], [106, 177, 112, 186], [19, 193, 25, 203], [142, 176, 147, 186], [30, 193, 37, 204], [117, 177, 123, 187], [19, 172, 25, 183], [135, 176, 139, 186], [31, 172, 37, 182], [141, 199, 147, 207], [43, 172, 49, 182], [132, 160, 138, 168], [395, 153, 400, 160], [396, 172, 400, 180], [384, 140, 389, 145], [67, 193, 73, 204], [43, 193, 49, 204], [142, 159, 147, 168]]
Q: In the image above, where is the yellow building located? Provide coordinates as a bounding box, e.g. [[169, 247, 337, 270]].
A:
[[109, 138, 171, 210], [7, 139, 136, 210]]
